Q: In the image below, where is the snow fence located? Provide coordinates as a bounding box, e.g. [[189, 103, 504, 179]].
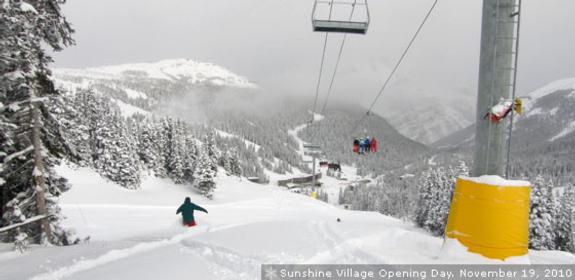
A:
[[445, 176, 531, 260]]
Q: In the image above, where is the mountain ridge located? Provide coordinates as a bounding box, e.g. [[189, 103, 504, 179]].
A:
[[52, 59, 430, 178]]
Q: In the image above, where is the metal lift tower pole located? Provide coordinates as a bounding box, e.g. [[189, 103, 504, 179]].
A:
[[472, 0, 518, 177]]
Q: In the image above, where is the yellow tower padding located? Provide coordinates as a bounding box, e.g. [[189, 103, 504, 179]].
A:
[[445, 176, 531, 260]]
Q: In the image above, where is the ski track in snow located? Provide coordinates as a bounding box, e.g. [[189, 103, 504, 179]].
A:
[[288, 123, 310, 159], [29, 224, 244, 280], [304, 220, 383, 264], [28, 220, 387, 280], [180, 239, 264, 280]]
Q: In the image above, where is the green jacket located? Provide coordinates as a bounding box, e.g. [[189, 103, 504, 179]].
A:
[[176, 198, 208, 223]]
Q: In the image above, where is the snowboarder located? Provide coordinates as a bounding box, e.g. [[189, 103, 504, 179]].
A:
[[353, 138, 360, 154], [176, 197, 208, 227]]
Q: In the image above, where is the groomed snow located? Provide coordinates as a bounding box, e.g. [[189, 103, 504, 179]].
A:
[[460, 175, 531, 188], [113, 99, 150, 118], [550, 120, 575, 142], [123, 88, 148, 100], [214, 129, 260, 152]]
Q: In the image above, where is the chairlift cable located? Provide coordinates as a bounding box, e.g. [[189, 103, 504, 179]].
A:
[[352, 0, 439, 132], [311, 0, 336, 120], [320, 0, 359, 115]]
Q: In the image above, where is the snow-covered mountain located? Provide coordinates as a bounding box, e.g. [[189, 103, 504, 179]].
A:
[[53, 59, 260, 121], [433, 78, 575, 182], [382, 92, 475, 145], [52, 59, 430, 177], [55, 58, 257, 90]]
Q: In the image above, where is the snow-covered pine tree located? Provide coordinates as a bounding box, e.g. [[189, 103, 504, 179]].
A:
[[529, 175, 556, 250], [203, 131, 219, 172], [0, 0, 76, 247], [166, 119, 185, 184], [218, 149, 232, 175], [228, 148, 242, 177], [554, 185, 575, 252], [152, 119, 168, 178], [455, 160, 470, 177], [193, 145, 217, 199], [85, 96, 140, 189], [48, 92, 91, 166], [415, 166, 457, 237], [109, 112, 140, 189], [415, 169, 434, 229], [137, 121, 160, 173], [424, 167, 453, 236], [182, 133, 198, 184]]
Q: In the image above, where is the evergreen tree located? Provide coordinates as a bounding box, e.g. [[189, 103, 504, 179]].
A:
[[137, 121, 160, 173], [228, 148, 242, 177], [554, 185, 575, 252], [415, 169, 434, 229], [109, 113, 140, 188], [219, 149, 232, 175], [529, 176, 556, 250], [166, 119, 185, 184], [184, 131, 199, 184], [203, 131, 219, 172], [415, 166, 457, 237], [47, 92, 91, 165], [152, 119, 168, 178], [0, 0, 76, 247], [424, 167, 453, 236], [182, 133, 198, 183], [193, 146, 217, 199]]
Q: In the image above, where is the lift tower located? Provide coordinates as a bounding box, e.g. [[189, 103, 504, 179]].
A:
[[472, 0, 521, 177]]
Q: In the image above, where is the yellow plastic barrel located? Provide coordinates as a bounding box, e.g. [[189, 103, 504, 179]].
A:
[[445, 176, 531, 260]]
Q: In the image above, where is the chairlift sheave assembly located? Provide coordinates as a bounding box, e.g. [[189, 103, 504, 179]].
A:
[[312, 0, 371, 34]]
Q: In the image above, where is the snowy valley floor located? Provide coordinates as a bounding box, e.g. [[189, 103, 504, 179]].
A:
[[1, 165, 575, 280]]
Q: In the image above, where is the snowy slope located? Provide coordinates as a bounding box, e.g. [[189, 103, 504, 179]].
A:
[[521, 78, 575, 142], [1, 164, 573, 280]]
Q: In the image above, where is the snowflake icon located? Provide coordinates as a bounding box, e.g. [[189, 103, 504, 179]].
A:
[[264, 267, 278, 280]]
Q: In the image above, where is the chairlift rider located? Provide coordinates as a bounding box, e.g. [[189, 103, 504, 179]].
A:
[[353, 136, 378, 154]]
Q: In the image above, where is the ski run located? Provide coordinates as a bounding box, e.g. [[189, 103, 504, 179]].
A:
[[0, 120, 573, 280]]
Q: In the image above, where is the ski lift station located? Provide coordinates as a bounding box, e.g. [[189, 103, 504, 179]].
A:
[[312, 0, 370, 34]]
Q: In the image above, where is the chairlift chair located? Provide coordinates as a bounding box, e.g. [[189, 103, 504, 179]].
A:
[[312, 0, 370, 34]]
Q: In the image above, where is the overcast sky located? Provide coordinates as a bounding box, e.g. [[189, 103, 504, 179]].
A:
[[52, 0, 575, 115]]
